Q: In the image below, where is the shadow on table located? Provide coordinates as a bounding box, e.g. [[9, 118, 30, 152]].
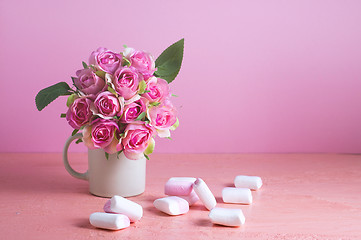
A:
[[223, 183, 234, 188], [194, 218, 212, 227], [193, 218, 246, 230], [144, 205, 173, 217], [72, 218, 93, 230]]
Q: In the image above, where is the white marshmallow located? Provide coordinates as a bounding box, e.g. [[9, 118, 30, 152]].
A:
[[153, 196, 189, 215], [222, 187, 252, 204], [168, 177, 197, 182], [209, 208, 245, 227], [110, 195, 143, 222], [193, 178, 217, 210], [234, 175, 262, 190], [89, 212, 130, 230], [178, 190, 200, 206]]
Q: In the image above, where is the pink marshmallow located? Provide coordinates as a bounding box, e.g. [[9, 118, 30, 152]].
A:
[[103, 199, 114, 213], [179, 190, 200, 206], [164, 178, 195, 196]]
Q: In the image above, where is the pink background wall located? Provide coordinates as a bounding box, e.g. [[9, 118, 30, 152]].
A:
[[1, 0, 360, 153]]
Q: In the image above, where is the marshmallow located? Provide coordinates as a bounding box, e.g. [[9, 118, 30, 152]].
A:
[[209, 208, 245, 227], [164, 177, 196, 196], [222, 187, 252, 204], [153, 196, 189, 215], [164, 177, 199, 205], [179, 190, 200, 206], [110, 195, 143, 222], [89, 212, 130, 230], [234, 175, 262, 190], [193, 178, 217, 210], [103, 199, 114, 213], [168, 177, 197, 182]]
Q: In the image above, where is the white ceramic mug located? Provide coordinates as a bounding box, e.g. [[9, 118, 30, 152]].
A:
[[63, 133, 146, 198]]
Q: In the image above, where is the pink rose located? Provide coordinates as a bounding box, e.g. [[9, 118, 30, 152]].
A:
[[142, 77, 170, 103], [148, 100, 177, 137], [121, 97, 148, 123], [83, 118, 120, 154], [66, 97, 93, 129], [124, 48, 156, 80], [93, 91, 124, 119], [89, 47, 122, 74], [122, 124, 155, 160], [74, 69, 105, 95], [113, 67, 141, 99]]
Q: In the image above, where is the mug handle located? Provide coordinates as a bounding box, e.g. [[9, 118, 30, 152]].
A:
[[62, 132, 89, 180]]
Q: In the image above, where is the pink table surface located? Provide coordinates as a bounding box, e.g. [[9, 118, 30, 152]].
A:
[[0, 153, 360, 240]]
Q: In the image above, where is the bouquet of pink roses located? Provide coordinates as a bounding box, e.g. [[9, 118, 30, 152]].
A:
[[36, 39, 184, 160]]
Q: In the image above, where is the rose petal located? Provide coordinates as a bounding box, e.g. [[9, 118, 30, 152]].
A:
[[82, 125, 97, 149], [123, 47, 135, 59], [124, 150, 145, 160], [157, 129, 170, 138], [170, 118, 179, 131], [144, 138, 155, 155], [104, 137, 119, 154]]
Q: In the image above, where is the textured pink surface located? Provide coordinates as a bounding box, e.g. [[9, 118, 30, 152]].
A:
[[1, 153, 361, 239], [1, 0, 361, 153]]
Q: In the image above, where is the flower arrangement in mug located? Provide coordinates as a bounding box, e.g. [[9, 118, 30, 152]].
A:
[[36, 39, 184, 160]]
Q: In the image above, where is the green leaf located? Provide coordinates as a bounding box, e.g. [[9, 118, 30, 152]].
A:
[[95, 70, 106, 79], [71, 77, 81, 92], [122, 57, 131, 67], [107, 86, 117, 96], [75, 139, 83, 144], [171, 93, 178, 97], [71, 129, 79, 136], [144, 154, 150, 160], [154, 38, 184, 83], [144, 138, 155, 155], [123, 44, 128, 49], [167, 137, 173, 140], [35, 82, 72, 111], [66, 94, 77, 107], [60, 113, 66, 118], [82, 61, 88, 69], [150, 102, 161, 107], [135, 112, 146, 121], [138, 80, 147, 94], [105, 152, 109, 160]]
